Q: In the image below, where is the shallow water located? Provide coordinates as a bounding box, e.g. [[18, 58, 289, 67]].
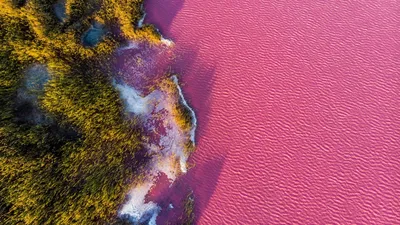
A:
[[145, 0, 400, 224], [114, 41, 197, 224], [53, 0, 66, 22], [82, 22, 106, 47], [15, 64, 51, 125]]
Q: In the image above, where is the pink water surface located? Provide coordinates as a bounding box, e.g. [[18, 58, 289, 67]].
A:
[[145, 0, 400, 224]]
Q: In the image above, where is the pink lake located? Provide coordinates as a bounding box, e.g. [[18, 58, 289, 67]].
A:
[[145, 0, 400, 224]]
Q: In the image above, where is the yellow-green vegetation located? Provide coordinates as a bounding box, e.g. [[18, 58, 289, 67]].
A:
[[0, 0, 161, 224], [160, 76, 194, 134], [180, 192, 195, 225], [158, 76, 195, 156]]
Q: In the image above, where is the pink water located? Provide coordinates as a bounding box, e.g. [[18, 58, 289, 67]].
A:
[[145, 0, 400, 224]]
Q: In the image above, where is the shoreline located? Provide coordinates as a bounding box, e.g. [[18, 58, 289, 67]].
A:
[[0, 0, 198, 224], [113, 35, 198, 224]]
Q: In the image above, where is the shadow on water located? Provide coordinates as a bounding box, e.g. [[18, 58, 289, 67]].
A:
[[173, 44, 215, 141], [136, 41, 218, 225], [188, 156, 225, 224], [147, 155, 225, 225], [142, 0, 215, 138], [140, 1, 219, 223], [143, 0, 185, 36], [168, 20, 217, 225]]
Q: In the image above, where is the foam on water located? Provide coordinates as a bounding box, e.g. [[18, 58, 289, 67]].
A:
[[119, 181, 160, 224], [172, 76, 197, 144], [137, 3, 145, 28], [160, 37, 174, 47], [117, 41, 140, 53], [113, 82, 155, 115]]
